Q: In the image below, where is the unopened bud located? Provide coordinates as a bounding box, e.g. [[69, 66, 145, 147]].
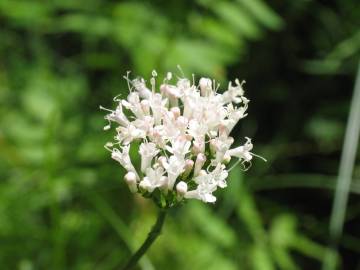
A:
[[124, 171, 137, 193], [176, 181, 188, 196], [194, 153, 206, 176], [209, 139, 217, 154], [159, 176, 169, 191], [182, 159, 194, 180], [223, 153, 231, 164]]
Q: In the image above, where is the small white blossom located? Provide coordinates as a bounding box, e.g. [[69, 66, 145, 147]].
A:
[[185, 172, 218, 203], [163, 155, 186, 189], [116, 124, 146, 145], [139, 167, 167, 192], [102, 70, 262, 206], [139, 142, 160, 173], [111, 145, 139, 179], [226, 137, 254, 162]]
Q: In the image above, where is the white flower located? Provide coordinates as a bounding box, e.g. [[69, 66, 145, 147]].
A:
[[102, 69, 261, 206], [160, 84, 182, 107], [132, 115, 154, 135], [199, 77, 212, 97], [188, 119, 208, 139], [166, 136, 191, 158], [222, 103, 248, 133], [210, 130, 234, 165], [139, 142, 160, 173], [211, 164, 228, 188], [163, 155, 186, 189], [222, 79, 245, 104], [116, 124, 146, 145], [122, 92, 145, 119], [103, 103, 129, 127], [226, 137, 253, 162], [149, 93, 167, 125], [139, 167, 167, 192], [185, 173, 218, 203], [182, 87, 200, 119], [132, 78, 152, 99], [111, 145, 139, 178]]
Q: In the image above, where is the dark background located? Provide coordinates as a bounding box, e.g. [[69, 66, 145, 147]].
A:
[[0, 0, 359, 269]]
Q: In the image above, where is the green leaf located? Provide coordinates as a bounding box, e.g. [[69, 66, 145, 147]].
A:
[[237, 0, 284, 30], [213, 2, 262, 40], [190, 15, 243, 48]]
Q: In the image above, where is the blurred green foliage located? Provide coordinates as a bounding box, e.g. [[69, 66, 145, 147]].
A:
[[0, 0, 359, 269]]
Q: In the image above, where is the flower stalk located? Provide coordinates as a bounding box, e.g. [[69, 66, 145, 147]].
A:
[[122, 210, 167, 270]]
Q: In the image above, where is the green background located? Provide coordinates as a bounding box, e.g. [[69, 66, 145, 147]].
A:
[[0, 0, 359, 269]]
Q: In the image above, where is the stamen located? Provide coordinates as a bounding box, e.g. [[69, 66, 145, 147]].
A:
[[177, 65, 185, 77], [104, 142, 114, 152], [251, 153, 267, 162], [228, 159, 241, 172], [99, 105, 113, 113], [150, 77, 156, 93], [241, 160, 252, 171], [123, 71, 133, 92], [113, 93, 123, 102]]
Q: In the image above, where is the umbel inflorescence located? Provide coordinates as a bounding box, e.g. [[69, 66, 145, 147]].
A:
[[101, 70, 260, 208]]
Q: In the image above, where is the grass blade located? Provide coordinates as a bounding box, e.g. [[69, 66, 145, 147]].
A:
[[322, 61, 360, 270]]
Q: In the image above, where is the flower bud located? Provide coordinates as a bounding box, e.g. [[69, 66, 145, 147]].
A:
[[223, 153, 231, 164], [124, 171, 137, 193], [182, 159, 194, 180], [194, 153, 206, 176], [209, 139, 217, 155], [159, 176, 169, 192], [176, 181, 188, 196], [171, 107, 181, 119]]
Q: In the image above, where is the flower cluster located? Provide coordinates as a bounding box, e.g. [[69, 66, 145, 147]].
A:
[[102, 70, 258, 207]]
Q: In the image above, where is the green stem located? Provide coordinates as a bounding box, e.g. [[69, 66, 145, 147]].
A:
[[122, 210, 167, 270]]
